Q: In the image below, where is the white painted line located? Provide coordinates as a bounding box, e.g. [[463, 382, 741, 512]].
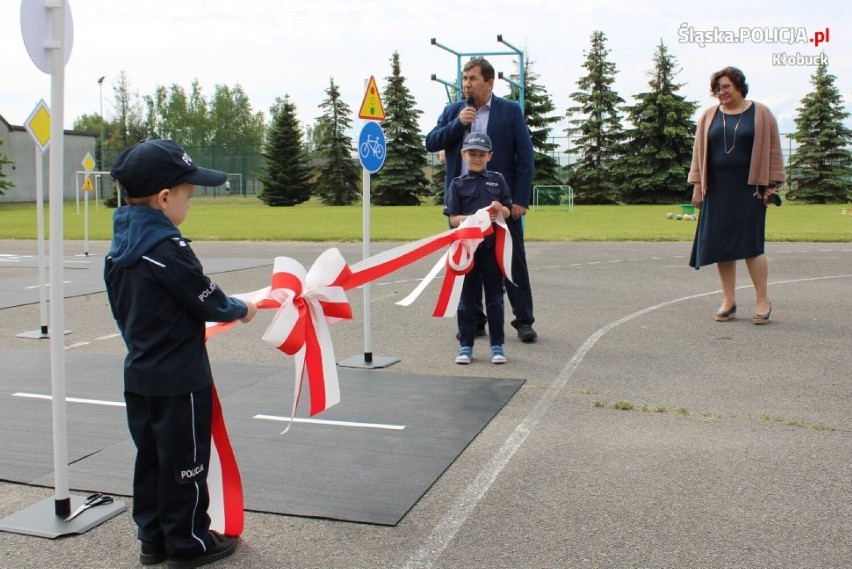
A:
[[13, 392, 126, 407], [25, 280, 72, 290], [10, 393, 405, 430], [95, 333, 121, 341], [254, 414, 405, 431], [401, 272, 852, 569], [65, 342, 91, 350]]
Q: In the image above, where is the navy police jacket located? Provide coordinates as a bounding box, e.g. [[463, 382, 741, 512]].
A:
[[444, 170, 512, 245], [104, 205, 247, 397]]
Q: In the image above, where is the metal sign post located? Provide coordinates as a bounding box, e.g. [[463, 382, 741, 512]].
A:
[[338, 77, 399, 370], [17, 100, 52, 339], [80, 153, 95, 257], [2, 0, 126, 538]]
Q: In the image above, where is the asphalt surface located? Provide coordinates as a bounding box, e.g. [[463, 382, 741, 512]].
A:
[[0, 238, 849, 569]]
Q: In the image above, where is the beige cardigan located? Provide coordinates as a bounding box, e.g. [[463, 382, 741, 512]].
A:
[[688, 101, 786, 192]]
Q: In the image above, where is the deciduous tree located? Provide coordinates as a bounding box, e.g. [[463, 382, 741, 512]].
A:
[[0, 139, 13, 195]]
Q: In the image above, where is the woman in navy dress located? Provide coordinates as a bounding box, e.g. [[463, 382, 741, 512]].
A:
[[688, 67, 785, 324]]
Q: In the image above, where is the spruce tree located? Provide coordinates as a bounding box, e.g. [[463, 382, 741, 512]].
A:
[[787, 57, 852, 203], [616, 41, 697, 204], [564, 30, 625, 204], [506, 56, 563, 205], [314, 78, 361, 205], [258, 96, 312, 206], [372, 51, 430, 205], [0, 139, 13, 196]]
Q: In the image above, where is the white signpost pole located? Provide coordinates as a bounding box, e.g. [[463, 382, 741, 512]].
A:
[[35, 147, 48, 334], [361, 164, 373, 361], [338, 77, 398, 370], [46, 0, 71, 519], [18, 100, 54, 340], [0, 0, 125, 537]]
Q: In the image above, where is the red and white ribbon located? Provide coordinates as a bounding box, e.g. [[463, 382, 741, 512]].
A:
[[202, 218, 505, 533], [213, 250, 354, 423], [207, 384, 243, 536], [399, 207, 513, 317]]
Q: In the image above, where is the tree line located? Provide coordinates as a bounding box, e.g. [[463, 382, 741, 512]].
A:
[[6, 31, 847, 203]]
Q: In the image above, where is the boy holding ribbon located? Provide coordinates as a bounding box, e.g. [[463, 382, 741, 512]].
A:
[[444, 132, 513, 365], [105, 139, 256, 568]]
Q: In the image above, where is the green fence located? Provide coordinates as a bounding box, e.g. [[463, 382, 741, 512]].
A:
[[101, 143, 265, 198]]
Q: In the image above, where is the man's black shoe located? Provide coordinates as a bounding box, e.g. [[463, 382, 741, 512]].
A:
[[456, 327, 487, 340], [140, 541, 167, 565], [168, 531, 237, 568], [516, 324, 538, 343]]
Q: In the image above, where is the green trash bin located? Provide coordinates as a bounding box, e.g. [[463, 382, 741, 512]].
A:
[[680, 204, 695, 215]]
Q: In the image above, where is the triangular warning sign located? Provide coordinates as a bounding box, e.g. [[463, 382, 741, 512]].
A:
[[82, 175, 94, 192], [358, 76, 386, 121]]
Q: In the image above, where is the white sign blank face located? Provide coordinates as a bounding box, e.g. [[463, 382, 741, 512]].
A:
[[20, 0, 75, 74]]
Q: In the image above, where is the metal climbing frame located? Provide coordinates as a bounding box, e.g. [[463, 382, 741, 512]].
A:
[[430, 35, 526, 115]]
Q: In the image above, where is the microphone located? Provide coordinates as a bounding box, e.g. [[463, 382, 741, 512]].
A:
[[465, 96, 475, 133]]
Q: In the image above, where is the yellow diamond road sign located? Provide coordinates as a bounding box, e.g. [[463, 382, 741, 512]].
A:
[[82, 152, 95, 173], [24, 100, 51, 153]]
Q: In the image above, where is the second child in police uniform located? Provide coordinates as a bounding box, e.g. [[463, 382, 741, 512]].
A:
[[444, 132, 513, 365]]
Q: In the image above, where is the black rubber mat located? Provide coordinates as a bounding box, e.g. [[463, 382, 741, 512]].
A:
[[0, 349, 523, 525]]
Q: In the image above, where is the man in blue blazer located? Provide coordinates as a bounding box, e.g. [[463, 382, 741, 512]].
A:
[[426, 57, 538, 342]]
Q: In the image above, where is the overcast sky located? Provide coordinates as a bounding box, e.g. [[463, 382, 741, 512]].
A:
[[3, 0, 850, 149]]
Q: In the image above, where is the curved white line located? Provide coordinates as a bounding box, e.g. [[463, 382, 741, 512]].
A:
[[401, 273, 852, 569]]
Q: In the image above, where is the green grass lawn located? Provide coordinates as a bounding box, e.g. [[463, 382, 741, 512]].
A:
[[1, 198, 850, 242]]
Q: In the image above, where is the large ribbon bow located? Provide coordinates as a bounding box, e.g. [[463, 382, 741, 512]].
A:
[[261, 250, 352, 418], [220, 249, 354, 420]]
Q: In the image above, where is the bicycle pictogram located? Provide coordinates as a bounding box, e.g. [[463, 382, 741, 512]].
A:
[[360, 135, 384, 160], [358, 121, 386, 173]]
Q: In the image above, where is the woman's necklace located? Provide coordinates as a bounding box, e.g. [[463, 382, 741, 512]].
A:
[[722, 101, 746, 154]]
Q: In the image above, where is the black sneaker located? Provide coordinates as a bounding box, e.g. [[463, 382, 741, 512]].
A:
[[516, 324, 538, 343], [140, 541, 167, 565], [168, 531, 237, 568]]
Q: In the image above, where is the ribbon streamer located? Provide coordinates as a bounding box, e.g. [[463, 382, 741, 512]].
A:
[[207, 385, 243, 536], [400, 207, 513, 318]]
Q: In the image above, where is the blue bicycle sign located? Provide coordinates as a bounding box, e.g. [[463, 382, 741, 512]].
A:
[[358, 122, 386, 173]]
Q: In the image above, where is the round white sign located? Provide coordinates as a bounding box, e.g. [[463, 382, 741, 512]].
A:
[[20, 0, 74, 74]]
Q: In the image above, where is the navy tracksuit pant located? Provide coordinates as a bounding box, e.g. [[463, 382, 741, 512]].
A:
[[125, 386, 214, 557]]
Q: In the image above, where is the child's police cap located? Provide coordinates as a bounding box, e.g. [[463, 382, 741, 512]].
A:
[[110, 139, 227, 198], [462, 132, 492, 152]]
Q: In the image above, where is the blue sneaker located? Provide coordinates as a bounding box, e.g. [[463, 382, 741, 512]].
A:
[[455, 346, 472, 365], [490, 345, 506, 364]]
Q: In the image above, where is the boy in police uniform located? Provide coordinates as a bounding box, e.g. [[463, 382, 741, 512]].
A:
[[444, 132, 513, 365], [105, 139, 257, 568]]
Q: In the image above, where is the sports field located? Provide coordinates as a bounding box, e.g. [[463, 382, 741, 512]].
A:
[[1, 199, 850, 242]]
